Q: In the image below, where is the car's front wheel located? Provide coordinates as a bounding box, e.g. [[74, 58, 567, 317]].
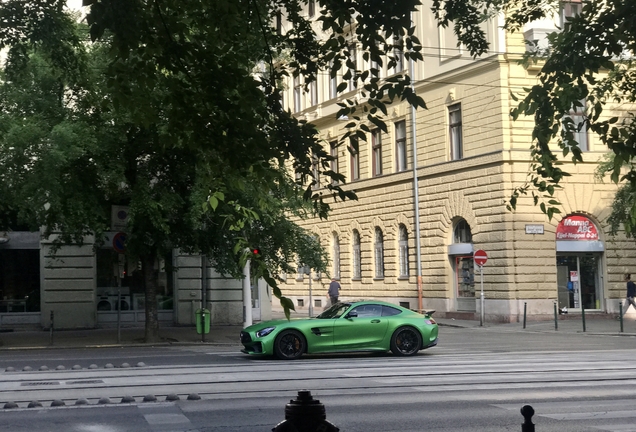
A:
[[390, 326, 422, 356], [274, 330, 306, 360]]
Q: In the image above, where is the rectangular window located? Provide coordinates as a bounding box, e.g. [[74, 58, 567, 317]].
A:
[[293, 76, 302, 113], [449, 104, 463, 160], [393, 36, 404, 73], [330, 141, 339, 185], [395, 121, 407, 171], [308, 0, 315, 18], [350, 138, 360, 181], [275, 12, 282, 35], [372, 129, 382, 176], [329, 61, 338, 99], [311, 152, 320, 189], [561, 0, 582, 29], [563, 100, 588, 152], [349, 45, 357, 90], [456, 256, 475, 298], [310, 80, 318, 106]]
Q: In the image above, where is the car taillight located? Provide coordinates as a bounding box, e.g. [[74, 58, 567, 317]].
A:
[[425, 318, 436, 325]]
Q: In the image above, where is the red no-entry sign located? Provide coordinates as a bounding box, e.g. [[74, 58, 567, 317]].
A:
[[474, 249, 488, 266]]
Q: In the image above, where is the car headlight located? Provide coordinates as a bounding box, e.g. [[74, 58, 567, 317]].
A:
[[256, 327, 276, 338]]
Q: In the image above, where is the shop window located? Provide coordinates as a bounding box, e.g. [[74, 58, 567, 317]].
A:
[[455, 256, 475, 299], [96, 249, 173, 312], [0, 250, 40, 313]]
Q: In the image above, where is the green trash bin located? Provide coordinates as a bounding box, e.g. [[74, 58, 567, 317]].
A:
[[195, 308, 210, 334]]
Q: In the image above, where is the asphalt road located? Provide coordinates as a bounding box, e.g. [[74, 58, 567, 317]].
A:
[[0, 326, 635, 431]]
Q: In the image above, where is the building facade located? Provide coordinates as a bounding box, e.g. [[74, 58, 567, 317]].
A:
[[278, 0, 636, 322]]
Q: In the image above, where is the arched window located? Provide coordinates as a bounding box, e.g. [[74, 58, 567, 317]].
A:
[[375, 228, 384, 279], [333, 233, 340, 279], [453, 219, 472, 244], [352, 230, 361, 279], [398, 224, 409, 278]]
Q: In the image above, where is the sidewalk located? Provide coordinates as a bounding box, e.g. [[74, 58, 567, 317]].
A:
[[0, 313, 635, 350]]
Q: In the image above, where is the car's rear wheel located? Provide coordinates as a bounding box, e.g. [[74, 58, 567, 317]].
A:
[[390, 326, 422, 356], [274, 330, 306, 360]]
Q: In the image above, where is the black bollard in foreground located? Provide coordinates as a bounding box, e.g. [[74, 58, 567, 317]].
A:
[[521, 405, 535, 432], [272, 390, 339, 432]]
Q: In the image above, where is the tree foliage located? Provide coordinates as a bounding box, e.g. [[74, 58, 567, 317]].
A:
[[0, 0, 426, 338], [433, 0, 636, 223]]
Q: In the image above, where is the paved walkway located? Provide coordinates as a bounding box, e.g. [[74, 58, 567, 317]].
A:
[[0, 313, 635, 350]]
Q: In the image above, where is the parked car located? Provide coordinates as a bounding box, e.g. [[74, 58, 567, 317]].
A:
[[240, 300, 438, 360]]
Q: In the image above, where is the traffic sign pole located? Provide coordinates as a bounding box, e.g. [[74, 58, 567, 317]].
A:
[[473, 250, 488, 327], [480, 265, 484, 327]]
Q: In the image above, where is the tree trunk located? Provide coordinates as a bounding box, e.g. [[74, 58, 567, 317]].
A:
[[142, 253, 160, 343]]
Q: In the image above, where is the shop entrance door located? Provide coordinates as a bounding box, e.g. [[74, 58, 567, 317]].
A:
[[556, 254, 602, 311]]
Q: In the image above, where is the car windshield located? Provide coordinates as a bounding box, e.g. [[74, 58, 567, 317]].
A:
[[316, 302, 351, 319]]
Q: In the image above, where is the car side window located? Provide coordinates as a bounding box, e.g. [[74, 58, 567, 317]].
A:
[[382, 305, 402, 317], [350, 304, 383, 318]]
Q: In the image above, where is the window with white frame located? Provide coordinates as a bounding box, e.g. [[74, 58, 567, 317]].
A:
[[293, 76, 302, 113], [395, 121, 407, 171], [311, 152, 320, 189], [393, 36, 404, 73], [453, 219, 472, 243], [372, 129, 382, 176], [330, 141, 339, 185], [352, 230, 361, 279], [329, 61, 338, 99], [333, 233, 341, 279], [348, 44, 358, 90], [308, 0, 315, 18], [398, 224, 409, 278], [449, 103, 463, 160], [561, 0, 582, 29], [374, 228, 384, 279], [350, 137, 360, 180], [310, 80, 318, 106], [562, 100, 588, 152]]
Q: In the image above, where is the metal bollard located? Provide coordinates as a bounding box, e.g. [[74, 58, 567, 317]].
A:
[[49, 310, 54, 346], [581, 305, 586, 332], [521, 405, 535, 432], [523, 302, 527, 329], [619, 302, 624, 333], [553, 302, 558, 331], [272, 390, 339, 432]]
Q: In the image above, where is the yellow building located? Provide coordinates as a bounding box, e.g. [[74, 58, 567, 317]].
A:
[[279, 0, 635, 322]]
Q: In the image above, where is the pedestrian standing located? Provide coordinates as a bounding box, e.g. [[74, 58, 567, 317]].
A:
[[621, 273, 636, 318], [328, 278, 341, 305]]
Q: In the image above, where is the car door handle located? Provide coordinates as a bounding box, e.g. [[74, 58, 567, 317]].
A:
[[371, 319, 381, 323]]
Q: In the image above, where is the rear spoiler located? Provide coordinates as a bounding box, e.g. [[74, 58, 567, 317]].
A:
[[423, 310, 436, 317]]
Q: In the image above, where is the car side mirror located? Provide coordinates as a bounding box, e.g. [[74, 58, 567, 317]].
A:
[[346, 311, 358, 319]]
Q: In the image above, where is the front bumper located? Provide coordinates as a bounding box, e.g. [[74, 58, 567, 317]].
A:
[[240, 330, 275, 355]]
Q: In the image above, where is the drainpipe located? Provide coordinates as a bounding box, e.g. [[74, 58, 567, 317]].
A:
[[408, 11, 423, 312]]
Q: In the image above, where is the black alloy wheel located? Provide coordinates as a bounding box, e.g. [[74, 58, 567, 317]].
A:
[[390, 326, 422, 356], [274, 330, 306, 360]]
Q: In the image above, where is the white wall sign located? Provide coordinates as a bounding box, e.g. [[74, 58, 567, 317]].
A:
[[525, 224, 544, 234]]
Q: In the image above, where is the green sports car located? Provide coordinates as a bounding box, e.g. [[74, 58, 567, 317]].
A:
[[240, 300, 438, 360]]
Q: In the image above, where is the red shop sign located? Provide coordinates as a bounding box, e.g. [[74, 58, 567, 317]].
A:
[[555, 215, 598, 241]]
